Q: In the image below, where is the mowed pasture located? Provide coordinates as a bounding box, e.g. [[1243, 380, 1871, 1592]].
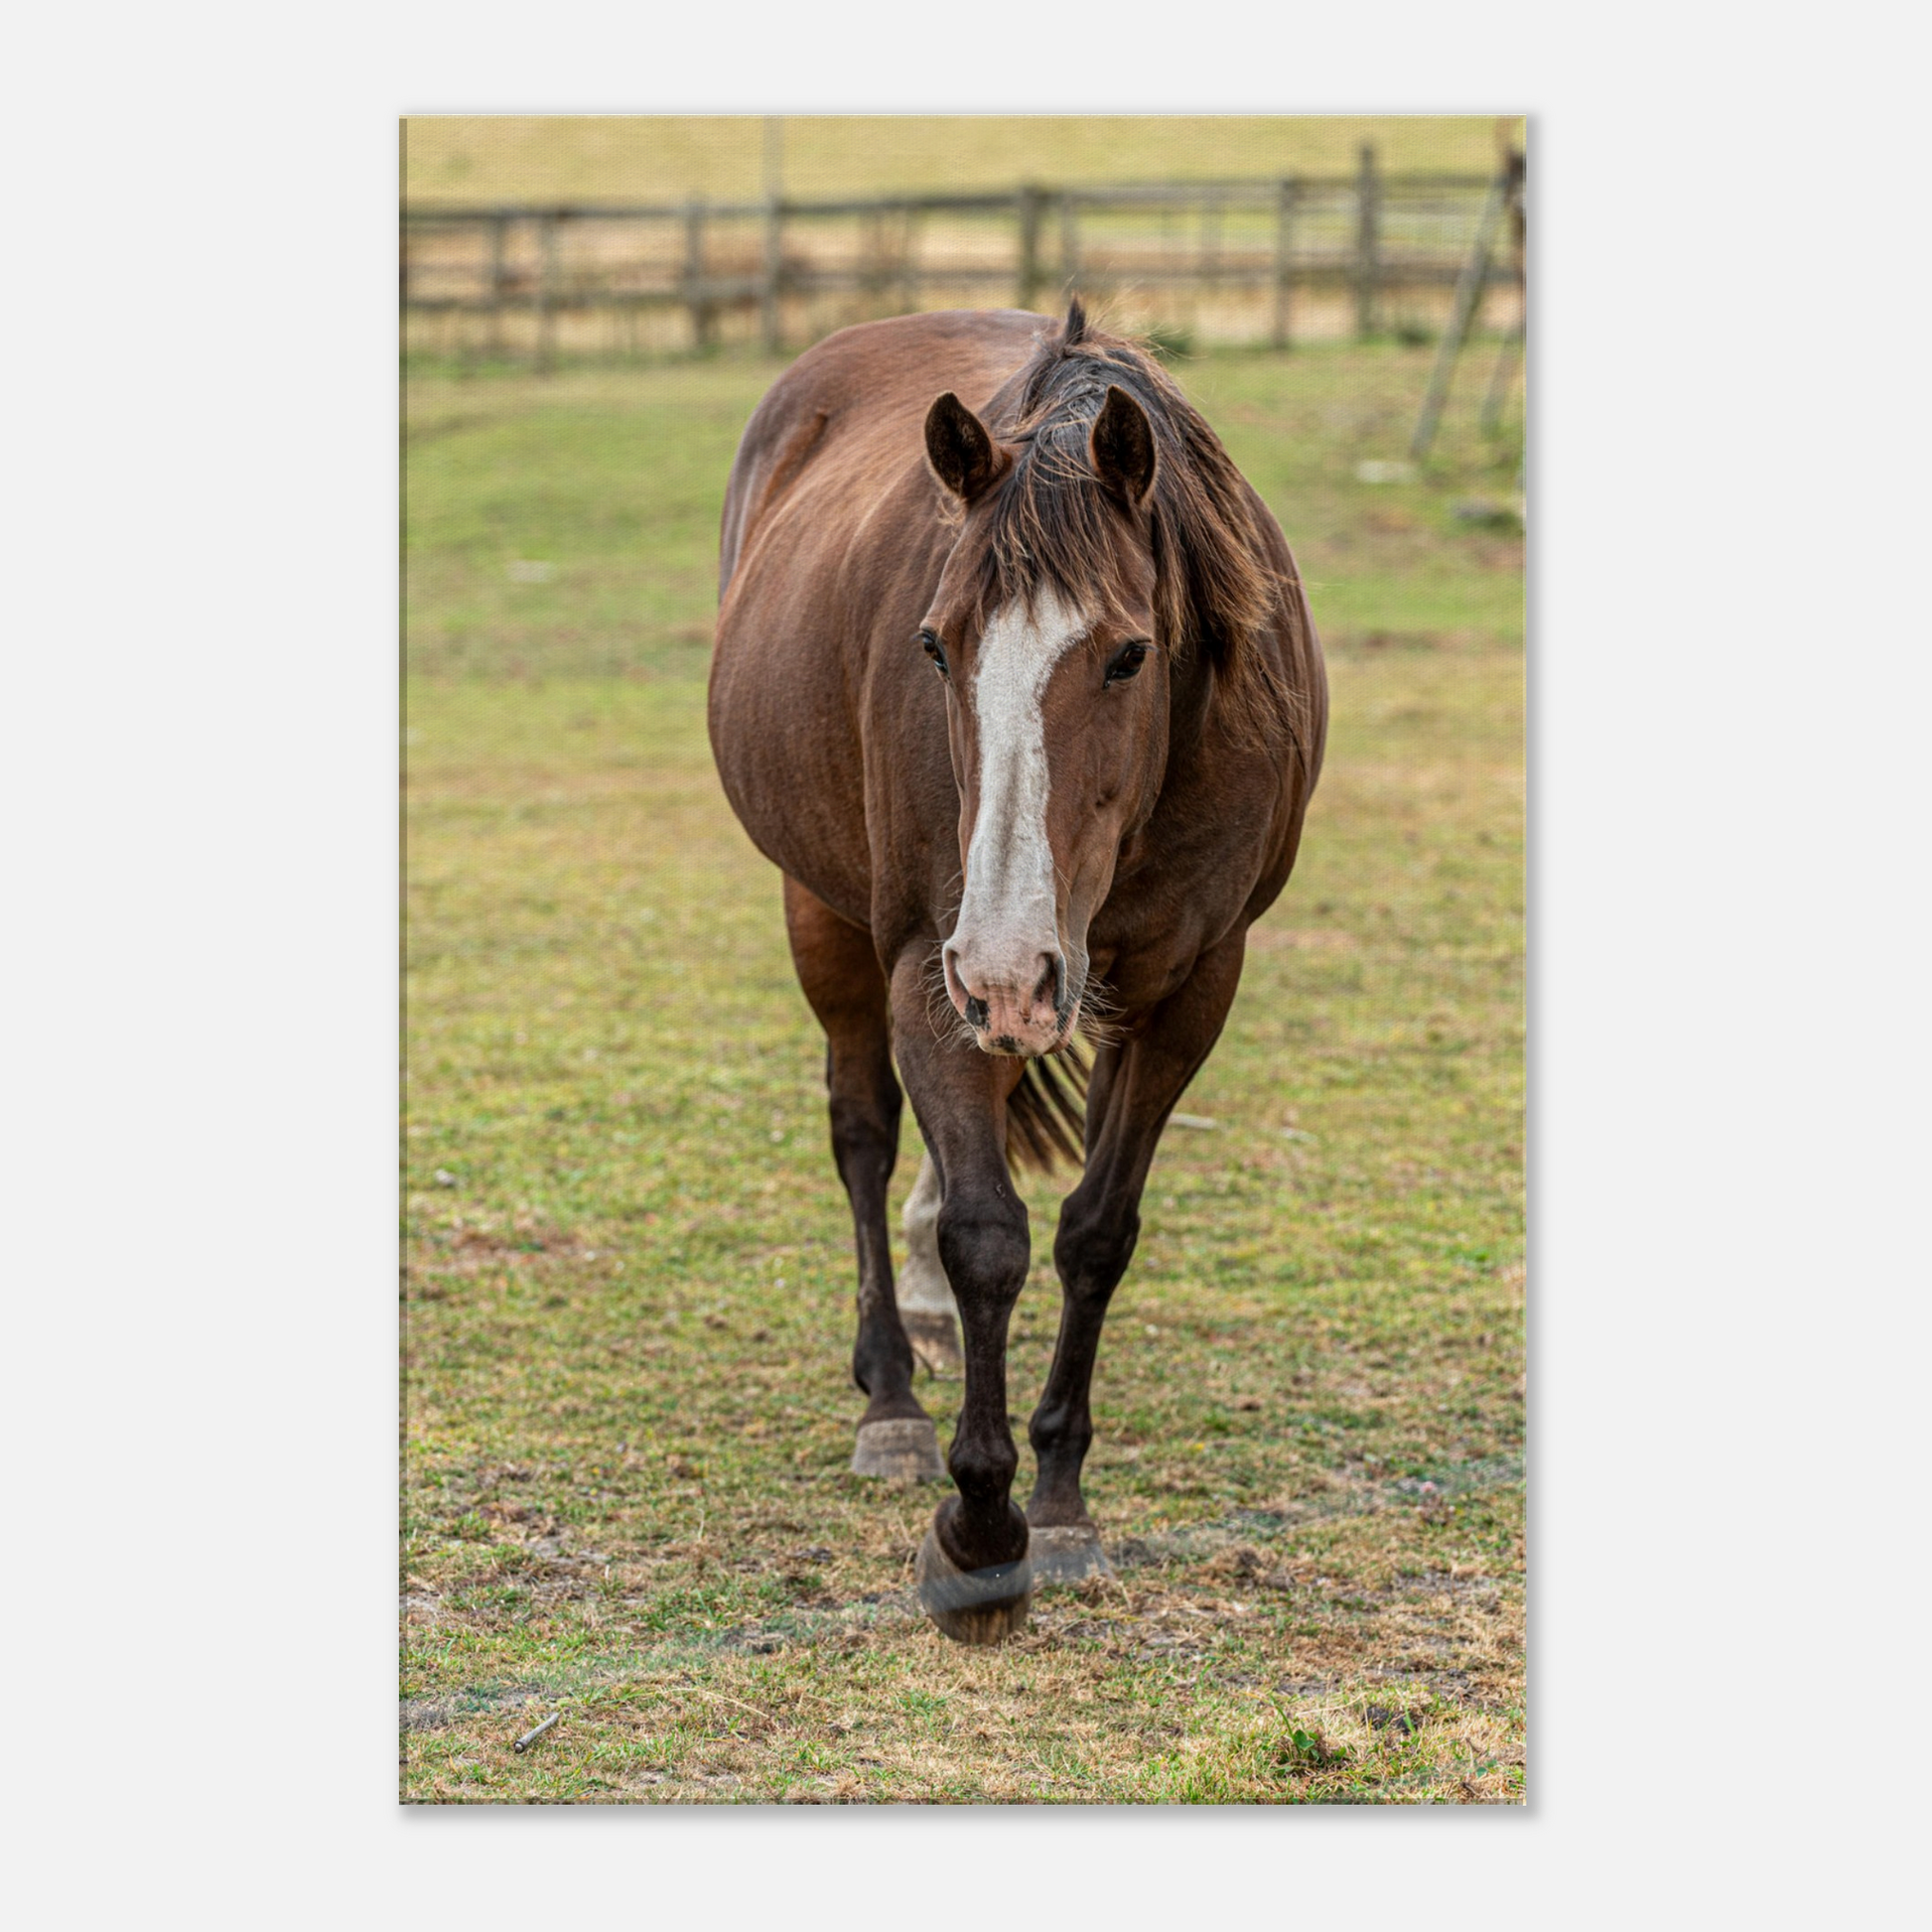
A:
[[402, 338, 1525, 1803]]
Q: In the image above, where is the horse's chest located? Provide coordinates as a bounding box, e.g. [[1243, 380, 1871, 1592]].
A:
[[1092, 785, 1279, 978]]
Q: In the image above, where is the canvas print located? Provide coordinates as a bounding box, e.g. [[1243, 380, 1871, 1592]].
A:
[[401, 114, 1526, 1803]]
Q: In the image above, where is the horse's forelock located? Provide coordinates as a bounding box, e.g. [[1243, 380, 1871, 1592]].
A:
[[964, 307, 1295, 746]]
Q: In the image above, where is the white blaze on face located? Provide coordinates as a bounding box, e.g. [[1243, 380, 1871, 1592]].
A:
[[953, 586, 1089, 991]]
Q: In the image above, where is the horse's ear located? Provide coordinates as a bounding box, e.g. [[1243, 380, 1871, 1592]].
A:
[[924, 392, 1003, 502], [1089, 385, 1158, 510]]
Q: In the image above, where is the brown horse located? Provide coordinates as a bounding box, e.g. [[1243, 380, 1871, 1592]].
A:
[[710, 301, 1326, 1642]]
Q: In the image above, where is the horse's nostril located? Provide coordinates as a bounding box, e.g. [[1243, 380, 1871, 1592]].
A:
[[1033, 954, 1064, 1014], [964, 995, 989, 1030]]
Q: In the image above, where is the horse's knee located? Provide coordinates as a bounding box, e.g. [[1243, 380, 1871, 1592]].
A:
[[827, 1090, 897, 1190], [1028, 1399, 1090, 1461], [1053, 1198, 1140, 1299], [936, 1191, 1030, 1308]]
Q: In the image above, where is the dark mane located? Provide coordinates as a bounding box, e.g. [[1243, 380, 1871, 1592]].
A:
[[970, 298, 1302, 746]]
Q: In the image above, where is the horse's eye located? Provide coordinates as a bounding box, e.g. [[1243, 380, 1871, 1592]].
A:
[[917, 628, 949, 679], [1105, 640, 1151, 685]]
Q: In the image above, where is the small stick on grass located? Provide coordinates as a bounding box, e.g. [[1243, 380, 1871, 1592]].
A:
[[682, 1685, 776, 1726], [512, 1712, 560, 1753]]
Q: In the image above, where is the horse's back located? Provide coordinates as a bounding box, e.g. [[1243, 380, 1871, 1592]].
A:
[[718, 310, 1049, 593]]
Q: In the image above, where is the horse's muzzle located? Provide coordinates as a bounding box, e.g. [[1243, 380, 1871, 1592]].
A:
[[943, 940, 1074, 1057]]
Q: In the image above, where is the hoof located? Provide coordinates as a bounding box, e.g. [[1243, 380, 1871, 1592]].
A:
[[850, 1417, 946, 1481], [901, 1310, 963, 1377], [914, 1526, 1034, 1645], [1027, 1523, 1115, 1587]]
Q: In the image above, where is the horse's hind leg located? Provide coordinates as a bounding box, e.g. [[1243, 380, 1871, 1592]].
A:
[[897, 1151, 963, 1374], [1029, 932, 1249, 1584], [782, 878, 943, 1480]]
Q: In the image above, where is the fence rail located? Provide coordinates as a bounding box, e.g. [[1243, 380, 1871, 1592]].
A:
[[401, 148, 1525, 368]]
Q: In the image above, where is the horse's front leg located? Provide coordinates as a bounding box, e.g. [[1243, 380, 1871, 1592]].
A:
[[890, 951, 1035, 1644], [782, 879, 943, 1481], [1028, 930, 1249, 1582]]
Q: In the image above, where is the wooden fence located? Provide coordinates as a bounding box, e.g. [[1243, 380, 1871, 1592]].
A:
[[401, 147, 1525, 368]]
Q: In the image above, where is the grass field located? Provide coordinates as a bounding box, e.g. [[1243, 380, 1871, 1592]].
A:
[[403, 114, 1523, 207], [402, 336, 1525, 1803]]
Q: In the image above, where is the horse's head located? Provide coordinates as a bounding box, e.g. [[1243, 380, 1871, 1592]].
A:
[[916, 380, 1169, 1058]]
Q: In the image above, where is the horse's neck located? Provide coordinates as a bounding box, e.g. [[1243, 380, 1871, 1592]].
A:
[[1164, 639, 1218, 775]]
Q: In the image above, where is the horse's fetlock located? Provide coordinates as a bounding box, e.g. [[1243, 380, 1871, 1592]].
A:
[[852, 1325, 913, 1400], [948, 1438, 1020, 1502]]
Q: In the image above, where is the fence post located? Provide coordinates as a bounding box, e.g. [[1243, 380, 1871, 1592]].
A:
[[399, 227, 412, 357], [683, 198, 712, 350], [1409, 170, 1513, 462], [1272, 178, 1297, 350], [1059, 194, 1080, 298], [534, 212, 557, 372], [488, 214, 507, 360], [1479, 158, 1527, 434], [861, 207, 884, 307], [1017, 185, 1043, 310], [897, 207, 920, 316], [1354, 143, 1381, 340], [1478, 321, 1524, 436], [760, 196, 784, 355]]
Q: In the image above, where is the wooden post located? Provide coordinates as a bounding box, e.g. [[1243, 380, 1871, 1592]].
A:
[[760, 196, 784, 355], [488, 214, 507, 360], [683, 199, 712, 351], [762, 116, 783, 202], [1478, 322, 1524, 435], [1409, 171, 1512, 461], [1272, 178, 1297, 350], [1354, 142, 1381, 340], [1059, 194, 1079, 298], [1017, 185, 1043, 310], [865, 208, 885, 311], [897, 207, 920, 317], [1479, 160, 1527, 434], [534, 212, 557, 372]]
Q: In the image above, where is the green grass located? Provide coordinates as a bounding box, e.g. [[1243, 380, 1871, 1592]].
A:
[[404, 342, 1523, 679], [403, 114, 1523, 208], [402, 340, 1524, 1803]]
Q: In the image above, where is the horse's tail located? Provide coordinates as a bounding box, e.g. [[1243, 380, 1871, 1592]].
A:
[[1005, 1042, 1089, 1172]]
